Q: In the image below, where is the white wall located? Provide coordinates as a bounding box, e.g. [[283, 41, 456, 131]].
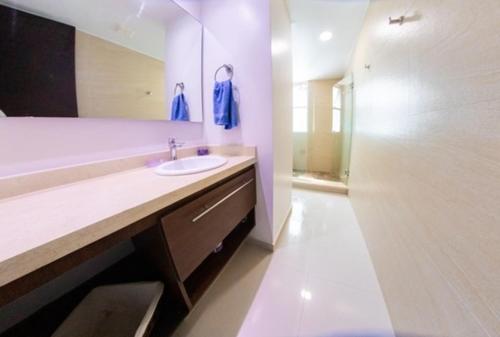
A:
[[0, 118, 203, 177], [200, 0, 276, 244], [164, 14, 203, 122], [173, 0, 201, 19], [271, 0, 293, 242]]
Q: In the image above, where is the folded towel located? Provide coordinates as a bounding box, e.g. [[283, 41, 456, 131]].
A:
[[213, 80, 239, 130], [170, 93, 189, 121]]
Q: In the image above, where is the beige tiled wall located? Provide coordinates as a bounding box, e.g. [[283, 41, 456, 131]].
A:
[[348, 0, 500, 336]]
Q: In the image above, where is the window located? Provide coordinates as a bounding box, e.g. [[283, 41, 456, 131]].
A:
[[293, 83, 308, 133], [332, 86, 342, 133]]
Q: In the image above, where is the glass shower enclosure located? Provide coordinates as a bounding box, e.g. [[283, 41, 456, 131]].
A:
[[292, 75, 354, 185]]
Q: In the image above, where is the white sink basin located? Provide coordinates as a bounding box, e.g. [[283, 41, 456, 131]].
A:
[[154, 155, 228, 176]]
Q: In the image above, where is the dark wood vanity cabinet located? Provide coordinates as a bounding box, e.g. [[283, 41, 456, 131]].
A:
[[135, 166, 257, 332], [156, 167, 256, 309], [162, 168, 256, 281], [1, 166, 257, 337]]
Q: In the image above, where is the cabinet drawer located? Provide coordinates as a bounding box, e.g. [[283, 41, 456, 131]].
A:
[[161, 168, 256, 281]]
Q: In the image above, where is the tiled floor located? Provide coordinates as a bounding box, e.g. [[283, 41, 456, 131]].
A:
[[173, 189, 395, 337]]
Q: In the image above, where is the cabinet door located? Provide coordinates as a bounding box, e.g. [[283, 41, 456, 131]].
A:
[[161, 168, 256, 281]]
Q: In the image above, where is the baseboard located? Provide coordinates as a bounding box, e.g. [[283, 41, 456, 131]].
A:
[[246, 205, 293, 252], [246, 237, 275, 252], [272, 206, 292, 247]]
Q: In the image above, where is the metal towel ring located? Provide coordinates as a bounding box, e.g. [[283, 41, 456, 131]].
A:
[[214, 64, 234, 82], [174, 82, 184, 95]]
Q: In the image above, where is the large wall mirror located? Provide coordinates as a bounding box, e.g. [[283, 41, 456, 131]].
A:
[[0, 0, 203, 122]]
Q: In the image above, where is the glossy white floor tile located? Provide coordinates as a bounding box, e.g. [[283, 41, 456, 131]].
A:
[[173, 189, 395, 337], [237, 260, 306, 337], [299, 277, 393, 337]]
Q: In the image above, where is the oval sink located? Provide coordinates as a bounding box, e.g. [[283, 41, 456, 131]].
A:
[[154, 155, 228, 176]]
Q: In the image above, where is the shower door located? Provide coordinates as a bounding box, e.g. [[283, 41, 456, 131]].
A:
[[340, 77, 354, 184]]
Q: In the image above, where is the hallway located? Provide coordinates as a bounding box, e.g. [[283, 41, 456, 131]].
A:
[[173, 189, 394, 337]]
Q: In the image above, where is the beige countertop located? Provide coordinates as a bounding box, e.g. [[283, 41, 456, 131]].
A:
[[0, 155, 256, 287]]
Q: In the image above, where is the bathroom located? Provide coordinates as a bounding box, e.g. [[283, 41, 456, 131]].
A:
[[0, 0, 499, 336]]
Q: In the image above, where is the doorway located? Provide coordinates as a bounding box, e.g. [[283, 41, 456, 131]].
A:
[[292, 76, 354, 188]]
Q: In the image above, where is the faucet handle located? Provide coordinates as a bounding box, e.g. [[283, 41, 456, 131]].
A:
[[168, 137, 184, 147]]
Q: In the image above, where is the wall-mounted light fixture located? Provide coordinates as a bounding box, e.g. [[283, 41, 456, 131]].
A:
[[389, 16, 405, 25]]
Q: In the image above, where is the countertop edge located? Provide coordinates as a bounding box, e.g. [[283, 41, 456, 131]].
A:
[[0, 157, 256, 287]]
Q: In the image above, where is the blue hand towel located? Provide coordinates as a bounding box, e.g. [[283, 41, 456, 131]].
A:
[[213, 80, 239, 130], [171, 93, 189, 121]]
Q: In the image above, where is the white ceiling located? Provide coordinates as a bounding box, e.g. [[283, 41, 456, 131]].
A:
[[288, 0, 369, 82]]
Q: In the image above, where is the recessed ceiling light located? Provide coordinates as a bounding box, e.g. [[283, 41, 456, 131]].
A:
[[319, 31, 333, 42]]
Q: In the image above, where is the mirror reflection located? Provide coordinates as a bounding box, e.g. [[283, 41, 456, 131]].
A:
[[0, 0, 203, 122]]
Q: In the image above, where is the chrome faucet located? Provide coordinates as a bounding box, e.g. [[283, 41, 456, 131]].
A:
[[168, 137, 183, 160]]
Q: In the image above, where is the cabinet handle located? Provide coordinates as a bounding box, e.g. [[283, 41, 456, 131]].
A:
[[192, 178, 254, 223]]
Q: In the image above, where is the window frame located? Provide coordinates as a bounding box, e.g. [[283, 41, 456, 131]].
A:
[[293, 83, 308, 133], [332, 86, 342, 133]]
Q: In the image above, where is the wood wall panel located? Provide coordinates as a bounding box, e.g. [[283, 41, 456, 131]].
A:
[[348, 0, 500, 336], [75, 31, 166, 120]]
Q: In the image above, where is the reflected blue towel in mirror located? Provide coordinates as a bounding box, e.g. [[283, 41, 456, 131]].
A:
[[171, 93, 189, 121], [213, 80, 239, 130]]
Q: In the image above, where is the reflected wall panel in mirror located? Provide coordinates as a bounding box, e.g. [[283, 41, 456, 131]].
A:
[[0, 0, 203, 122]]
